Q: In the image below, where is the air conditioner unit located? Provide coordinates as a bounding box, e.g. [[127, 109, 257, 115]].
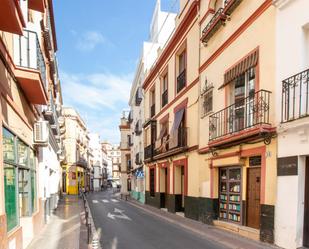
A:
[[34, 121, 49, 145]]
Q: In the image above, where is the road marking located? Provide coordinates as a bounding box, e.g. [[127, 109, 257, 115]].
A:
[[102, 199, 109, 203], [107, 208, 131, 221], [111, 199, 119, 203], [92, 200, 98, 204]]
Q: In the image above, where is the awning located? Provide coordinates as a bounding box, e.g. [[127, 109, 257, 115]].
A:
[[169, 109, 185, 149], [219, 49, 258, 89]]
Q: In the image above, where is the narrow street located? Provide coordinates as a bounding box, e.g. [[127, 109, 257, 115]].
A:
[[87, 190, 225, 249], [86, 190, 274, 249]]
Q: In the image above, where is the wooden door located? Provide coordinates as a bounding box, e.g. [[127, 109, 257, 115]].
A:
[[247, 167, 261, 229], [304, 157, 309, 247]]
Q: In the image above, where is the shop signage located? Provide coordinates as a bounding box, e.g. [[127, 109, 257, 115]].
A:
[[277, 156, 298, 176]]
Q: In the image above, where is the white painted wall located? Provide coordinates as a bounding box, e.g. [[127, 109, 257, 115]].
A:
[[274, 0, 309, 248]]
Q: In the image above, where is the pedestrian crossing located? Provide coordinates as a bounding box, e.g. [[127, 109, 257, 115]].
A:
[[92, 198, 119, 204]]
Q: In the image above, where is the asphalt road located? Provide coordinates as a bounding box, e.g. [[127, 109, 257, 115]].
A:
[[87, 190, 227, 249]]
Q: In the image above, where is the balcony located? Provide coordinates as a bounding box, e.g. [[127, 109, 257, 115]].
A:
[[28, 0, 45, 12], [144, 144, 154, 161], [135, 120, 142, 136], [201, 0, 243, 45], [224, 0, 243, 16], [177, 69, 186, 93], [43, 94, 56, 125], [135, 88, 143, 106], [201, 8, 227, 45], [135, 153, 143, 165], [282, 68, 309, 123], [14, 30, 48, 105], [128, 135, 133, 147], [150, 104, 156, 118], [162, 89, 168, 107], [127, 160, 132, 172], [0, 0, 25, 35], [154, 127, 188, 160], [209, 90, 272, 147], [76, 158, 87, 168], [128, 111, 133, 124]]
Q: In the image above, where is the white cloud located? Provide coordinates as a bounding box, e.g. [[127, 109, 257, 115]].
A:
[[75, 31, 106, 51], [61, 71, 133, 110], [60, 71, 133, 144]]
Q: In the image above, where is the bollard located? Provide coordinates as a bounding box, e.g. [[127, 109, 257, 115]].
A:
[[87, 223, 91, 244]]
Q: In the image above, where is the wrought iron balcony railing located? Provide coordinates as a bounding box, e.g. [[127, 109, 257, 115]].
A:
[[155, 127, 188, 157], [150, 104, 156, 118], [177, 69, 186, 93], [15, 30, 47, 90], [127, 135, 133, 147], [209, 90, 271, 140], [224, 0, 243, 16], [135, 120, 142, 135], [135, 88, 143, 106], [162, 89, 168, 107], [282, 68, 309, 122], [201, 0, 243, 45], [135, 153, 143, 165], [201, 8, 226, 45], [144, 144, 154, 160]]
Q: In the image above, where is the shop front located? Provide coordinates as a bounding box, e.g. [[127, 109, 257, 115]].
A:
[[131, 167, 145, 203], [210, 144, 276, 243]]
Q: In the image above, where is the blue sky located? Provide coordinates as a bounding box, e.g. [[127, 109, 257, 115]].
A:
[[54, 0, 179, 144]]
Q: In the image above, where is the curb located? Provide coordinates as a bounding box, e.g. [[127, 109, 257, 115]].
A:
[[82, 194, 102, 249]]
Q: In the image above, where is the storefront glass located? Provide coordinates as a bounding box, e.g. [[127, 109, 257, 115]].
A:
[[4, 164, 18, 231], [219, 167, 242, 223]]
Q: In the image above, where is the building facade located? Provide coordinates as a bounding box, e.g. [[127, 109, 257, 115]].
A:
[[89, 133, 107, 191], [273, 0, 309, 248], [0, 0, 65, 248], [127, 0, 176, 204], [102, 142, 121, 182], [141, 0, 280, 245], [62, 107, 91, 195], [119, 112, 131, 195], [143, 0, 200, 217]]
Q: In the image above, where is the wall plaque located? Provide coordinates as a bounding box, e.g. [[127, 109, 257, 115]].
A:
[[277, 156, 298, 176]]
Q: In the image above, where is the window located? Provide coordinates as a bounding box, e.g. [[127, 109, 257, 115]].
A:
[[177, 50, 186, 93], [150, 168, 155, 197], [3, 128, 37, 232], [229, 67, 256, 132], [201, 80, 213, 117], [162, 73, 168, 108], [3, 128, 18, 231], [150, 89, 156, 118]]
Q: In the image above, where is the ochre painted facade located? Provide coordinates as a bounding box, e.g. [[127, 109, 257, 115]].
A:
[[143, 0, 278, 244]]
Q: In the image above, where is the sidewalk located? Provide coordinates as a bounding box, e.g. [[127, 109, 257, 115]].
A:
[[123, 197, 280, 249], [27, 195, 88, 249]]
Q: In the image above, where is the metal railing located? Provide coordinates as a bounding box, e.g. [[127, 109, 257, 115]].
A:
[[201, 8, 226, 44], [135, 152, 143, 165], [135, 88, 142, 106], [162, 89, 168, 107], [177, 69, 186, 93], [144, 144, 154, 160], [282, 68, 309, 123], [224, 0, 243, 16], [209, 90, 271, 140], [15, 30, 47, 90], [135, 120, 142, 135]]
